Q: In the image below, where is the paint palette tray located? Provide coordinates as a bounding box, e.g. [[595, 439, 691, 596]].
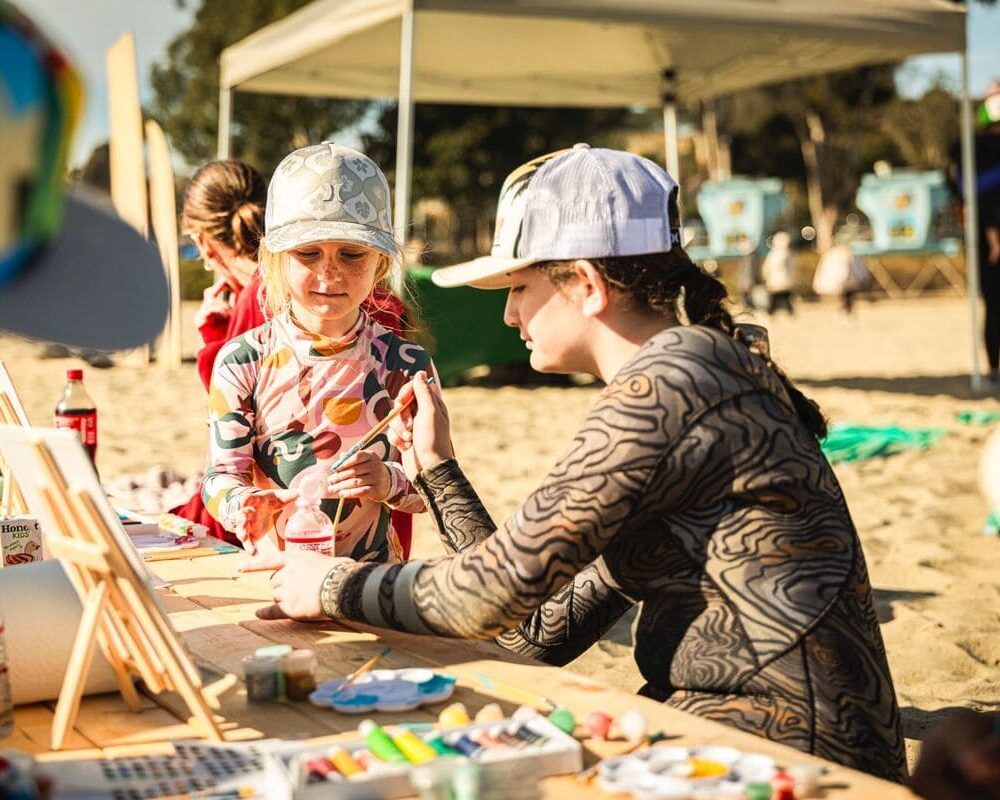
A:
[[309, 667, 456, 713], [274, 715, 583, 800], [597, 744, 777, 798]]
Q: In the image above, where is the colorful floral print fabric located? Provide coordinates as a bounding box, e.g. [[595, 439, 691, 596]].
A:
[[203, 311, 431, 561]]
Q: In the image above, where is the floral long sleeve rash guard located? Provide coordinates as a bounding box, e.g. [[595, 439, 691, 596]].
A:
[[203, 311, 431, 561]]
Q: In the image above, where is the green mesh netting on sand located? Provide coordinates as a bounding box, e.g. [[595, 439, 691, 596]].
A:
[[820, 424, 948, 465]]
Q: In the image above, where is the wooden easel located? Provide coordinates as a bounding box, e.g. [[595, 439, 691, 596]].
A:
[[0, 363, 29, 518], [0, 427, 228, 749]]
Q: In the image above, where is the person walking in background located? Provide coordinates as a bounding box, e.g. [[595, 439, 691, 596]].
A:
[[761, 231, 796, 315], [812, 234, 870, 316], [952, 82, 1000, 387]]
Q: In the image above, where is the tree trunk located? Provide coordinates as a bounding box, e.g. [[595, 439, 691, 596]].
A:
[[797, 111, 835, 252], [701, 101, 721, 181]]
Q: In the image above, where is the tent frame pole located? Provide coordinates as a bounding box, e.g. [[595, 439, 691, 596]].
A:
[[661, 68, 680, 181], [960, 48, 982, 391], [393, 1, 416, 294], [217, 87, 233, 159]]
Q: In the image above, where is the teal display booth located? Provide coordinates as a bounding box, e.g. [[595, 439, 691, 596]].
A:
[[853, 171, 957, 255], [687, 177, 786, 262], [407, 265, 528, 383], [852, 170, 963, 297]]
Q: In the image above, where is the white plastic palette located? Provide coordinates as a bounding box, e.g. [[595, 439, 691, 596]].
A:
[[309, 668, 456, 713], [597, 745, 777, 799]]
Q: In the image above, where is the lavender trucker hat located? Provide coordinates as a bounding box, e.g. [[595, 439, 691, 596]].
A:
[[431, 144, 682, 289]]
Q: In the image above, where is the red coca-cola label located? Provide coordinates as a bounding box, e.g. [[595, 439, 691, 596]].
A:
[[54, 411, 98, 447]]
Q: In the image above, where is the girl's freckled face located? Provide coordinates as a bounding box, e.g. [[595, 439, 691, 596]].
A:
[[286, 241, 380, 334]]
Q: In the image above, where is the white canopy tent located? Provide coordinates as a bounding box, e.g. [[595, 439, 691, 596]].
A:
[[219, 0, 983, 385]]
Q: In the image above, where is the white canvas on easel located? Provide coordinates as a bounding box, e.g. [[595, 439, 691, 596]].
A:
[[0, 361, 30, 517], [0, 425, 228, 749]]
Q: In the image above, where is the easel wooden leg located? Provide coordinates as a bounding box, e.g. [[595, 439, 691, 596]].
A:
[[50, 581, 108, 750]]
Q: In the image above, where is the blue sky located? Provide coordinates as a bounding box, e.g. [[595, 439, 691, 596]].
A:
[[26, 0, 1000, 168]]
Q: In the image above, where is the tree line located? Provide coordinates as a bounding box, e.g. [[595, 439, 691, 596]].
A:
[[103, 0, 988, 262]]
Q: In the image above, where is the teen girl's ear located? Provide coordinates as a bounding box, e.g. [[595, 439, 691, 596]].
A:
[[571, 259, 611, 318]]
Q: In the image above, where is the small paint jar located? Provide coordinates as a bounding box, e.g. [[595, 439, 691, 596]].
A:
[[242, 654, 280, 703], [255, 644, 293, 697], [283, 649, 317, 701]]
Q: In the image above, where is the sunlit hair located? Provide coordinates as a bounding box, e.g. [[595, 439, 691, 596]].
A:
[[535, 251, 828, 440], [258, 243, 395, 319], [181, 160, 266, 260]]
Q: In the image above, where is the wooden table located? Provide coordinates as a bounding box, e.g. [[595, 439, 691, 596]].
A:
[[12, 553, 917, 798]]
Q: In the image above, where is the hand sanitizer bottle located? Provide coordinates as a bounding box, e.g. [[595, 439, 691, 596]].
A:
[[283, 474, 334, 555]]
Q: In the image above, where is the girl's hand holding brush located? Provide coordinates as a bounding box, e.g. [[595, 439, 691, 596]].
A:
[[387, 371, 454, 479], [327, 451, 392, 501]]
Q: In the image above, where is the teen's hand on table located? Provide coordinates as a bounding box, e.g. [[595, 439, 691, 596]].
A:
[[241, 549, 354, 621], [388, 370, 454, 479], [328, 451, 391, 501], [909, 709, 1000, 800]]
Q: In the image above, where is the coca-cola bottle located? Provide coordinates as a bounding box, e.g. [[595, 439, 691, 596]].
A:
[[54, 368, 98, 463]]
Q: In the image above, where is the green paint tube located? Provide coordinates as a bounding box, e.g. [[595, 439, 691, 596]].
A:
[[358, 719, 408, 763]]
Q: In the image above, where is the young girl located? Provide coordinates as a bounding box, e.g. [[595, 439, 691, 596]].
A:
[[202, 143, 432, 561]]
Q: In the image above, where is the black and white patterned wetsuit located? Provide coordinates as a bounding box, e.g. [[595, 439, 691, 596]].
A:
[[320, 326, 906, 782]]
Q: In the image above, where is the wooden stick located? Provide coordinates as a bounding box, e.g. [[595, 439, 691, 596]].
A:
[[329, 496, 346, 542]]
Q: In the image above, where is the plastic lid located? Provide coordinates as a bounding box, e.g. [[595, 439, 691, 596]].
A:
[[66, 369, 83, 380], [283, 648, 316, 669], [255, 644, 293, 659], [297, 473, 325, 504]]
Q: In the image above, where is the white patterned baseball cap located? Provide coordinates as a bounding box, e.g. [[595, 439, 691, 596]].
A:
[[264, 142, 399, 258], [432, 144, 682, 289]]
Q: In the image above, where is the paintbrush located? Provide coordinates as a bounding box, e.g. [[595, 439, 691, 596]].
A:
[[327, 376, 436, 474], [326, 375, 436, 535], [336, 646, 391, 692]]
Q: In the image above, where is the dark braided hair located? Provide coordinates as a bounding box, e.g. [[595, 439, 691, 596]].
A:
[[536, 252, 828, 440]]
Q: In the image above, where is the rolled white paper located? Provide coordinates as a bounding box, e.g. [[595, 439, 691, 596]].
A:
[[0, 559, 120, 704]]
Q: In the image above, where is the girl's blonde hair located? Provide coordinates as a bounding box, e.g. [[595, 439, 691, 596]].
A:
[[258, 243, 396, 319]]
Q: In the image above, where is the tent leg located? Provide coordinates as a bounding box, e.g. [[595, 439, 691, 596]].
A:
[[960, 48, 982, 391], [392, 2, 417, 295], [217, 87, 232, 160], [661, 68, 680, 182]]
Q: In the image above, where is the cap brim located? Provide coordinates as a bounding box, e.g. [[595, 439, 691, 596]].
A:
[[431, 255, 537, 289], [0, 191, 168, 350], [264, 220, 399, 259]]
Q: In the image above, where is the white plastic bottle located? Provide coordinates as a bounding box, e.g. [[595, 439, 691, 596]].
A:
[[283, 474, 334, 555]]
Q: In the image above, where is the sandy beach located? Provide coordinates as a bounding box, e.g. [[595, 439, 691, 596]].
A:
[[2, 293, 998, 764]]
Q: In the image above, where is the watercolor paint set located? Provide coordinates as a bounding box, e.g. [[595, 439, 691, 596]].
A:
[[44, 740, 280, 799], [271, 715, 583, 799]]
